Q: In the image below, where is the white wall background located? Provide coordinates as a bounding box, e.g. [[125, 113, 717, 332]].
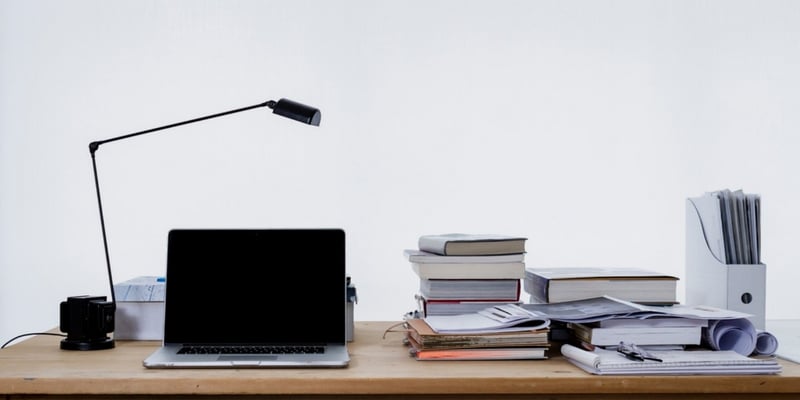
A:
[[2, 0, 799, 345]]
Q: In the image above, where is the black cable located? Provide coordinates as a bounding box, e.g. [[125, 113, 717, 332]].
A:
[[1, 332, 67, 349]]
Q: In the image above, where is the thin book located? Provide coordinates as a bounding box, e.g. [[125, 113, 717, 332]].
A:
[[407, 339, 547, 361]]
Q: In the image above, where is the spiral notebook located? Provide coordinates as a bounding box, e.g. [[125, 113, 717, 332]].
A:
[[560, 344, 781, 375]]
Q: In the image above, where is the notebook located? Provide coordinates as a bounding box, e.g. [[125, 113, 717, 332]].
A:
[[143, 228, 350, 368]]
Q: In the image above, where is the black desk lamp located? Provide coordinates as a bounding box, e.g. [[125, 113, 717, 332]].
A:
[[59, 98, 321, 350]]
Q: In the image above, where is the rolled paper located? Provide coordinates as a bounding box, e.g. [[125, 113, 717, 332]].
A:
[[703, 318, 757, 356], [753, 330, 779, 356]]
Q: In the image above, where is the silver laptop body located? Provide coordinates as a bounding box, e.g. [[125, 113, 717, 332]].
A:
[[143, 229, 350, 368]]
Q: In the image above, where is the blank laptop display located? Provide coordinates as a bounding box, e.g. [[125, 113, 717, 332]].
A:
[[143, 228, 349, 368]]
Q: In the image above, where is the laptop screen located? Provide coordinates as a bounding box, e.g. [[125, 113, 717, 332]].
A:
[[163, 229, 346, 345]]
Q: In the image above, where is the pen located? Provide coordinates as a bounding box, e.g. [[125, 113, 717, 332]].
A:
[[640, 354, 663, 362], [617, 343, 663, 362], [618, 348, 645, 362]]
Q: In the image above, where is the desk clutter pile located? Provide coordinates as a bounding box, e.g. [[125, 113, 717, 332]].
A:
[[399, 233, 781, 375], [401, 234, 546, 360]]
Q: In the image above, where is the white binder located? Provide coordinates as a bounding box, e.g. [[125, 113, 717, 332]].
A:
[[685, 198, 766, 330]]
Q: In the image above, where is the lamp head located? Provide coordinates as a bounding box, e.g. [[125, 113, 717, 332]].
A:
[[267, 98, 321, 126]]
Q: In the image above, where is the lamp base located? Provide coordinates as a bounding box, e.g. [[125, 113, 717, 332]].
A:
[[60, 337, 115, 351], [59, 295, 116, 350]]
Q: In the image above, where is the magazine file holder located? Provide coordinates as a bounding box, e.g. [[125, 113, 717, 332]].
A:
[[685, 198, 766, 330]]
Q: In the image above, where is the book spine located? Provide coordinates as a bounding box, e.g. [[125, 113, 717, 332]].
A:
[[568, 323, 593, 344], [525, 273, 551, 303]]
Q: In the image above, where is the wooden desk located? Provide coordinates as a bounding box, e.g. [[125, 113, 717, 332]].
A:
[[1, 321, 799, 399]]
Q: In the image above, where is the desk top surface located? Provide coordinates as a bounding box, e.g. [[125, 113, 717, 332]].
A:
[[1, 321, 799, 397]]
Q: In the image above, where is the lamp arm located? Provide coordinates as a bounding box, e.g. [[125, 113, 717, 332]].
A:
[[87, 99, 275, 303], [89, 100, 273, 154], [90, 152, 116, 304]]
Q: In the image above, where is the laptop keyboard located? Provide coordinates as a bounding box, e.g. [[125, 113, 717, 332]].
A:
[[178, 345, 325, 355]]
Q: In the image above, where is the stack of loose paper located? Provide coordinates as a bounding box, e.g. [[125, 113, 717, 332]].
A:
[[689, 189, 761, 264], [561, 344, 781, 375]]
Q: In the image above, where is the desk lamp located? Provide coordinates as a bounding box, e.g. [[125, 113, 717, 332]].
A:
[[59, 98, 321, 350]]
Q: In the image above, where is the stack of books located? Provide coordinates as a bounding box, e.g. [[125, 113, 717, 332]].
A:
[[404, 316, 549, 361], [404, 233, 527, 317]]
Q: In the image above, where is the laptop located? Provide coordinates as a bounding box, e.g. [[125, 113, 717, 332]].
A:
[[143, 228, 350, 368]]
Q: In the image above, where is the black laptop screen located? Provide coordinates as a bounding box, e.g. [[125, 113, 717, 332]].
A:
[[163, 229, 346, 345]]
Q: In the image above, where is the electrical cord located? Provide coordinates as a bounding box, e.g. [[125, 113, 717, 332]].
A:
[[1, 332, 66, 349]]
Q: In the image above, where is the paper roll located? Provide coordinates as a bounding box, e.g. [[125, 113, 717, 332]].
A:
[[703, 318, 757, 356], [754, 330, 779, 356]]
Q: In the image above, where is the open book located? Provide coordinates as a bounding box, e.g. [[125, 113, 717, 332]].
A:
[[423, 304, 550, 334]]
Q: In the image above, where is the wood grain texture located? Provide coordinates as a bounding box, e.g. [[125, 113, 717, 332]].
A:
[[1, 321, 799, 399]]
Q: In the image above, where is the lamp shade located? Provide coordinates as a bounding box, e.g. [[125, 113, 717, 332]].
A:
[[270, 98, 321, 126]]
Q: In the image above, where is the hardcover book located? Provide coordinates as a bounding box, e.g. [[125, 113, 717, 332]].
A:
[[415, 294, 521, 316], [411, 262, 525, 280], [418, 233, 527, 256], [404, 249, 526, 264], [567, 322, 702, 346], [404, 249, 526, 280], [524, 267, 678, 305], [419, 278, 521, 301]]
